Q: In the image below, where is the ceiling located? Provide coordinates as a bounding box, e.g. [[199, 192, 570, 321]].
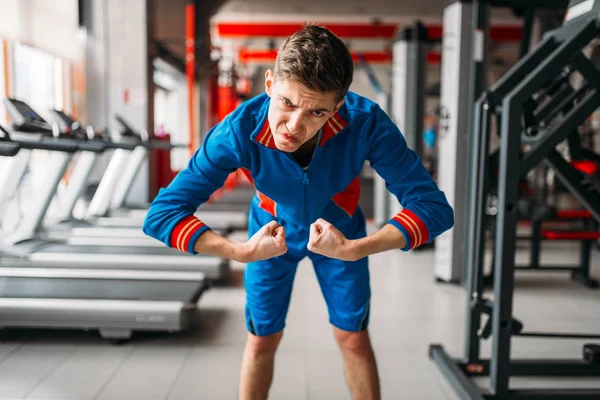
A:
[[153, 0, 565, 67], [212, 0, 523, 22], [154, 0, 228, 70]]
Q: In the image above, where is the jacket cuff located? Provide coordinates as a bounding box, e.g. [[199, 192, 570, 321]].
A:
[[388, 209, 429, 251], [169, 215, 211, 254]]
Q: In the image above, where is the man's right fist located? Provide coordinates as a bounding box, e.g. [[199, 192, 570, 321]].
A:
[[242, 220, 287, 262]]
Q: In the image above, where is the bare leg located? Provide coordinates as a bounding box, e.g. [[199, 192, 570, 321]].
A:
[[333, 327, 381, 400], [239, 331, 283, 400]]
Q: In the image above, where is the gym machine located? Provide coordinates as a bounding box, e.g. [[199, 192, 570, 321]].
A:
[[43, 106, 248, 233], [434, 0, 570, 283], [486, 99, 600, 288], [430, 1, 600, 398], [97, 114, 253, 217], [0, 102, 228, 281], [0, 127, 209, 343], [40, 107, 247, 246]]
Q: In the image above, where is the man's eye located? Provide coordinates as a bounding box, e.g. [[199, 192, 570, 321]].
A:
[[312, 111, 324, 117], [281, 98, 292, 106]]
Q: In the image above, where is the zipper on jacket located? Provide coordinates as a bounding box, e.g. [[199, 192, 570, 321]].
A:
[[280, 128, 327, 227], [303, 172, 309, 225]]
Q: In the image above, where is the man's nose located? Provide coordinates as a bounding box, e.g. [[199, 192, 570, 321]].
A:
[[286, 111, 304, 134]]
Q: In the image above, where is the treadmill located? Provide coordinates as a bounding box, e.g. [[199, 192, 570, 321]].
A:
[[42, 109, 238, 245], [45, 108, 249, 236], [0, 101, 228, 281], [0, 125, 209, 342], [91, 114, 249, 226]]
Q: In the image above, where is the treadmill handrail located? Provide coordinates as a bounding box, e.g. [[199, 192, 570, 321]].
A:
[[74, 139, 108, 153], [13, 137, 80, 152], [0, 124, 12, 140], [0, 142, 19, 157], [100, 139, 138, 151], [144, 140, 177, 150], [1, 134, 110, 153]]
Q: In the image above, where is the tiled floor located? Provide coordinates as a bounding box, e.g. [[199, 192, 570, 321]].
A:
[[0, 230, 599, 399]]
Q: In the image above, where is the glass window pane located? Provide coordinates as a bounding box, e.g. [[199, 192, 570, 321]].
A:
[[13, 43, 57, 121]]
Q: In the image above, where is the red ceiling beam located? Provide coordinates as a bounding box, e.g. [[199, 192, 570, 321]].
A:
[[238, 49, 393, 63], [351, 52, 393, 64], [238, 48, 443, 65], [218, 22, 398, 39], [216, 22, 523, 42], [237, 49, 277, 63], [424, 24, 523, 41]]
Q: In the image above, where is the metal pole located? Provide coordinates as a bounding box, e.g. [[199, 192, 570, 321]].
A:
[[490, 96, 521, 399], [403, 22, 427, 156], [520, 7, 535, 58], [464, 96, 493, 363], [462, 0, 489, 285]]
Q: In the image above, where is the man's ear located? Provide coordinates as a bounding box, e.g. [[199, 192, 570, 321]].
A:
[[265, 69, 275, 97], [333, 98, 345, 114]]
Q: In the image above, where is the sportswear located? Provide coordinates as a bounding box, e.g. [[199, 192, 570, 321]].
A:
[[142, 91, 454, 336], [142, 91, 454, 252]]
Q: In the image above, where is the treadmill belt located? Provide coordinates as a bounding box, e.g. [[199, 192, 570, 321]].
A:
[[0, 277, 205, 302]]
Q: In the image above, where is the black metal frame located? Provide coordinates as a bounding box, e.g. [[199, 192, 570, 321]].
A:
[[486, 220, 599, 289], [430, 7, 600, 399], [512, 218, 599, 288], [489, 128, 599, 289], [483, 40, 600, 287]]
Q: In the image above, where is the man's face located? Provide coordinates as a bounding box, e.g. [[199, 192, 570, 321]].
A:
[[264, 69, 344, 152]]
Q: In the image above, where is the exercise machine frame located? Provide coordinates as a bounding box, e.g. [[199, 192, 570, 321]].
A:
[[430, 2, 600, 398]]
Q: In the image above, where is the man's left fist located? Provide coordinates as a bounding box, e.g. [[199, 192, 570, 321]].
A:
[[307, 218, 352, 260]]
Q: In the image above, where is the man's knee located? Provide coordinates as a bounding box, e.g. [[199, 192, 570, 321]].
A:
[[333, 327, 372, 355], [246, 331, 283, 356]]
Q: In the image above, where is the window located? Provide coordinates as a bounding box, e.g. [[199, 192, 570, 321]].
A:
[[8, 43, 67, 224], [12, 42, 63, 121]]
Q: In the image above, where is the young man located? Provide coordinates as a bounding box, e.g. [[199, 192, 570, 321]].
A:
[[143, 24, 454, 400]]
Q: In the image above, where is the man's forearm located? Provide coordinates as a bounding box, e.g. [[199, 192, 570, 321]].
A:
[[193, 230, 249, 263], [345, 223, 407, 261]]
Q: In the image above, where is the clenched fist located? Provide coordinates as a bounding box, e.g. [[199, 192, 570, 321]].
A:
[[307, 218, 352, 260], [243, 220, 287, 262]]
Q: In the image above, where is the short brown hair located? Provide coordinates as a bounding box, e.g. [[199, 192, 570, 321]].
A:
[[274, 24, 354, 101]]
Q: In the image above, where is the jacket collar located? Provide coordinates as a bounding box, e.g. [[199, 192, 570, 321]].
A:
[[251, 99, 349, 149]]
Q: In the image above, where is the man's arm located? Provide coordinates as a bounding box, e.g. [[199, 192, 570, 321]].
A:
[[191, 230, 249, 262], [363, 103, 454, 252], [142, 117, 246, 256], [345, 224, 406, 260], [193, 220, 287, 263], [307, 104, 453, 261], [308, 218, 406, 261]]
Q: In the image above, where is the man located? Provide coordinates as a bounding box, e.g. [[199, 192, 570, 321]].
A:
[[143, 24, 454, 400]]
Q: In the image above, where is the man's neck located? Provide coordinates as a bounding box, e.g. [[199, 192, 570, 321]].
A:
[[291, 129, 322, 169], [294, 132, 319, 154]]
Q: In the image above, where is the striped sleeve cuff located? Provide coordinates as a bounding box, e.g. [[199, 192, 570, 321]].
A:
[[169, 215, 210, 254], [388, 209, 429, 251]]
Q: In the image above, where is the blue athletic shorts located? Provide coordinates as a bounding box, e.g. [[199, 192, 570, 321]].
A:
[[244, 198, 371, 337]]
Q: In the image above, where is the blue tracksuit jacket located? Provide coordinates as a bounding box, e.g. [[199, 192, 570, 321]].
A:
[[142, 91, 454, 253]]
